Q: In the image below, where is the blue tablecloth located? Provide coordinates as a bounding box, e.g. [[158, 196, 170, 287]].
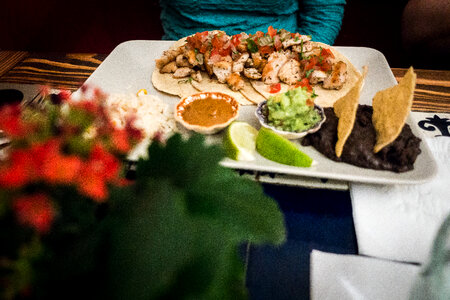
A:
[[246, 184, 358, 299]]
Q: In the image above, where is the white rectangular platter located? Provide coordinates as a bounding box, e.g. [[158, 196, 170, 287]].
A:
[[80, 40, 437, 185]]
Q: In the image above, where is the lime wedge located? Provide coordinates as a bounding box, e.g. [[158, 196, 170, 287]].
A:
[[256, 127, 313, 167], [223, 122, 258, 161]]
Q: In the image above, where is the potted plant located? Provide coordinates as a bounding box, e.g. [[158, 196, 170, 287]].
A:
[[0, 88, 286, 299]]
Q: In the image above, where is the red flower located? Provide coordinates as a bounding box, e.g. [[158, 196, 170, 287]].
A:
[[0, 104, 26, 137], [111, 129, 131, 153], [13, 193, 55, 234], [77, 144, 120, 202], [125, 116, 143, 141], [42, 154, 82, 184], [27, 138, 83, 184], [0, 150, 35, 187], [50, 90, 71, 105]]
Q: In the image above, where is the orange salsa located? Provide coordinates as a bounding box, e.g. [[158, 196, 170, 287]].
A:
[[181, 97, 236, 127]]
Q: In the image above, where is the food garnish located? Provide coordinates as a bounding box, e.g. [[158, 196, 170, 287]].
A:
[[256, 127, 313, 167], [223, 121, 258, 161], [105, 92, 177, 140], [136, 89, 148, 96], [174, 92, 239, 134], [301, 67, 421, 173], [333, 66, 367, 157], [152, 27, 362, 107], [265, 87, 322, 133], [301, 105, 421, 172], [372, 66, 416, 153]]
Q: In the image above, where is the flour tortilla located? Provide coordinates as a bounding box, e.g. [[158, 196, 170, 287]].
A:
[[152, 38, 360, 107], [250, 42, 362, 107], [249, 80, 291, 100], [151, 38, 199, 98], [188, 71, 254, 105], [239, 79, 267, 104], [152, 38, 254, 105]]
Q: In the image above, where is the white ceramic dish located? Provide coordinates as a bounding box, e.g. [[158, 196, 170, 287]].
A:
[[255, 100, 326, 139], [174, 92, 239, 134], [77, 40, 437, 185]]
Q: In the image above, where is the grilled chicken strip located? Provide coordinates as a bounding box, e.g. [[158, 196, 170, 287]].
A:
[[202, 51, 213, 76], [173, 67, 193, 78], [292, 41, 313, 54], [160, 61, 177, 73], [156, 47, 183, 69], [323, 61, 347, 89], [226, 72, 244, 91], [262, 52, 288, 84], [278, 59, 301, 85], [232, 53, 249, 73], [309, 70, 327, 84], [282, 35, 311, 49], [191, 70, 203, 82], [176, 54, 190, 67], [185, 49, 199, 67], [301, 44, 324, 58], [243, 68, 262, 80], [251, 52, 267, 72], [213, 61, 232, 83]]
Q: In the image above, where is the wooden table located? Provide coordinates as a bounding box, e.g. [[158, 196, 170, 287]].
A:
[[0, 50, 448, 300], [0, 51, 449, 113]]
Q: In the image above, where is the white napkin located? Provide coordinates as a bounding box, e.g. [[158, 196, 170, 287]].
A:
[[310, 250, 420, 300], [350, 112, 450, 264]]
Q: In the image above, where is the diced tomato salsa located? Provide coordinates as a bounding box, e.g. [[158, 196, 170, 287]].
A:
[[231, 34, 241, 47], [295, 78, 313, 92], [269, 83, 281, 93], [267, 25, 277, 37], [186, 31, 209, 53]]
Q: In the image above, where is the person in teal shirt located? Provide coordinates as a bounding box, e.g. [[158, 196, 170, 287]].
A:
[[159, 0, 346, 45]]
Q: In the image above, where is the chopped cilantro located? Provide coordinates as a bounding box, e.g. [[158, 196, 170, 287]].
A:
[[299, 39, 304, 60], [311, 90, 318, 98], [178, 77, 193, 84], [305, 69, 314, 78], [246, 38, 259, 53]]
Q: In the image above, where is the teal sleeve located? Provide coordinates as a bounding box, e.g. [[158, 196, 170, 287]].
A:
[[298, 0, 346, 45]]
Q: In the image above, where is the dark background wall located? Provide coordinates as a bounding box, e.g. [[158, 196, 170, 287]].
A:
[[0, 0, 442, 69]]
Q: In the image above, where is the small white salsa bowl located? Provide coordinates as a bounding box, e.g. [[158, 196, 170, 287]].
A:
[[175, 92, 240, 134], [255, 100, 326, 139]]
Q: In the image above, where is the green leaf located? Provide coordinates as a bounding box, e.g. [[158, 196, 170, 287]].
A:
[[107, 179, 200, 299], [136, 133, 285, 245], [246, 38, 259, 53], [108, 133, 286, 299], [305, 69, 314, 78]]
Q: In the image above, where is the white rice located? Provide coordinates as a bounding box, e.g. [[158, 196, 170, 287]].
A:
[[104, 93, 177, 140]]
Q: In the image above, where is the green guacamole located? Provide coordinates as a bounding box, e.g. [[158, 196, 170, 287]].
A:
[[266, 87, 321, 132]]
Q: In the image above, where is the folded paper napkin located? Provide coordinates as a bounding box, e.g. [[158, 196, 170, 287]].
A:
[[350, 112, 450, 264], [310, 250, 420, 300]]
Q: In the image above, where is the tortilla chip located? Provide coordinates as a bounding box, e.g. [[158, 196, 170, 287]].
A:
[[333, 66, 368, 157], [372, 67, 416, 153]]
